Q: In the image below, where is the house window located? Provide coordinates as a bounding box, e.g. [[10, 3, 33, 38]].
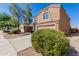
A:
[[43, 12, 48, 20]]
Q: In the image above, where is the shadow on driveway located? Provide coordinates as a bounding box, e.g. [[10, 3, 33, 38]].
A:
[[69, 46, 79, 56]]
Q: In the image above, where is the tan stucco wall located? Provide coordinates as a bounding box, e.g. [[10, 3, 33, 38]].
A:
[[49, 6, 60, 21], [59, 7, 70, 34], [34, 4, 70, 34], [35, 4, 60, 23], [35, 4, 60, 31]]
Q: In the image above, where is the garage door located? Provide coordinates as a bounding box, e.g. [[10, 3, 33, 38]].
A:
[[37, 25, 56, 30]]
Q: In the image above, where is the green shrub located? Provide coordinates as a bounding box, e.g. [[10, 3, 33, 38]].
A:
[[13, 29, 21, 34], [31, 29, 70, 56], [3, 29, 10, 33], [9, 28, 21, 34]]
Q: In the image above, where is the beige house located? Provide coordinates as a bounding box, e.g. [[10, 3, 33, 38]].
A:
[[34, 4, 71, 34]]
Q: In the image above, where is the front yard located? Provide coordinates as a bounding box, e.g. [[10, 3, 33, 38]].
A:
[[17, 33, 79, 56], [1, 30, 79, 56]]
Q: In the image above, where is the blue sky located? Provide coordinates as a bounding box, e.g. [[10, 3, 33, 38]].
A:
[[0, 3, 79, 28]]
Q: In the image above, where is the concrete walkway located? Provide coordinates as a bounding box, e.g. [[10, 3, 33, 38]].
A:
[[0, 31, 17, 56]]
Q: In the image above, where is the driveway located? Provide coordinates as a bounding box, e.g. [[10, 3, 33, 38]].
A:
[[0, 30, 32, 56], [69, 35, 79, 56], [0, 31, 17, 56], [7, 34, 32, 52]]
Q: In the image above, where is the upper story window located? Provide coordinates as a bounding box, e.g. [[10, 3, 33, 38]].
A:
[[43, 12, 48, 20]]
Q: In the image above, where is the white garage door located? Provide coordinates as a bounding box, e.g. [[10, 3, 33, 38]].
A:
[[37, 25, 56, 30]]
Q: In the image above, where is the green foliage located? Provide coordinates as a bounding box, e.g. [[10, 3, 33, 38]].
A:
[[9, 28, 21, 34], [0, 13, 11, 21], [9, 4, 22, 31], [8, 17, 18, 27], [12, 29, 21, 34], [0, 13, 18, 32], [0, 13, 11, 30], [9, 4, 32, 33], [24, 4, 32, 24], [31, 29, 70, 56]]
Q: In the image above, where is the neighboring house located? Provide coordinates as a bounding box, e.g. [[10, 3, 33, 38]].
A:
[[20, 24, 33, 33], [33, 4, 71, 34], [70, 28, 79, 33]]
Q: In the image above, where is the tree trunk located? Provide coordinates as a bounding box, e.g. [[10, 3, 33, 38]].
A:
[[17, 18, 20, 32], [24, 16, 28, 33]]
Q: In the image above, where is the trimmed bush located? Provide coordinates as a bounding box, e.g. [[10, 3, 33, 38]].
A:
[[31, 29, 70, 56], [9, 28, 21, 34]]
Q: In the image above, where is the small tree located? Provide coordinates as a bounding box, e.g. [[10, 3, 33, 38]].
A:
[[24, 4, 32, 25], [23, 4, 32, 32], [0, 13, 11, 30], [9, 4, 22, 31]]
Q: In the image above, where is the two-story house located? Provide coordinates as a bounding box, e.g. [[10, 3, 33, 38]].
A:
[[34, 4, 71, 34]]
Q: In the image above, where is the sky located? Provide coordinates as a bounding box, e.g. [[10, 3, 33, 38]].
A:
[[0, 3, 79, 28]]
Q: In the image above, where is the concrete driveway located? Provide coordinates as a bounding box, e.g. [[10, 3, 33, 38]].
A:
[[0, 31, 17, 56], [69, 35, 79, 56], [7, 34, 32, 52], [0, 30, 31, 56]]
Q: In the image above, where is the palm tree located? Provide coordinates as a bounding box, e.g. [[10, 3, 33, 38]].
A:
[[9, 4, 22, 31]]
